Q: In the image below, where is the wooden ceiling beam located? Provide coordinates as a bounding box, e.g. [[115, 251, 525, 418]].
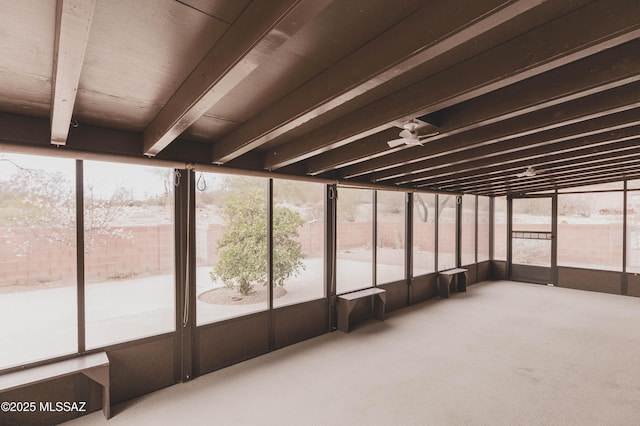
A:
[[456, 160, 640, 197], [415, 137, 640, 189], [311, 40, 640, 176], [411, 134, 640, 188], [0, 111, 219, 166], [371, 85, 640, 183], [435, 147, 640, 192], [303, 128, 406, 176], [452, 159, 640, 192], [1, 112, 51, 146], [422, 161, 640, 194], [469, 165, 640, 196], [353, 97, 640, 183], [142, 0, 329, 156], [265, 0, 640, 171], [479, 172, 640, 196], [50, 0, 96, 146], [210, 0, 547, 164]]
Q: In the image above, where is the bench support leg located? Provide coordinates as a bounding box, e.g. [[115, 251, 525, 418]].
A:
[[438, 272, 468, 297], [337, 300, 357, 333], [372, 294, 386, 321], [337, 294, 387, 333], [82, 367, 110, 419], [458, 272, 467, 293], [438, 275, 453, 298]]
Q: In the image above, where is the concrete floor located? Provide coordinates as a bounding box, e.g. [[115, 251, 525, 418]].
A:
[[64, 280, 640, 425]]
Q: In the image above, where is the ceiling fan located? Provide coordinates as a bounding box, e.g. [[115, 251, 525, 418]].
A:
[[516, 166, 537, 178], [387, 120, 439, 148]]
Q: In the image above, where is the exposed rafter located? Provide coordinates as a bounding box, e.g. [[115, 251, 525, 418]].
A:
[[452, 162, 640, 197], [2, 0, 640, 197], [470, 166, 640, 196], [411, 116, 640, 193], [50, 0, 96, 145], [264, 0, 640, 171], [210, 0, 548, 164], [363, 82, 640, 183], [407, 132, 640, 188], [308, 40, 640, 176], [433, 142, 640, 191], [142, 0, 330, 156]]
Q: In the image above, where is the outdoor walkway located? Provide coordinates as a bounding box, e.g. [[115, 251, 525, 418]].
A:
[[0, 258, 407, 369]]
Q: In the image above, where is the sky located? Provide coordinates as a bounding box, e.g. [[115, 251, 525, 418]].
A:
[[0, 153, 167, 199], [0, 152, 233, 200]]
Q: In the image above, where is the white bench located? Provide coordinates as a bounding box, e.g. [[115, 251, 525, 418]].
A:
[[0, 352, 110, 419], [438, 268, 468, 298], [337, 288, 386, 333]]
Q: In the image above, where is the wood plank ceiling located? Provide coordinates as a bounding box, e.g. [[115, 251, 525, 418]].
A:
[[0, 0, 639, 196]]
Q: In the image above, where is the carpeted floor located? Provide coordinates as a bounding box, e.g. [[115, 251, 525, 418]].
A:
[[65, 280, 640, 425]]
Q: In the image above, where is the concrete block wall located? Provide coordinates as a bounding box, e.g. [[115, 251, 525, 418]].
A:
[[0, 225, 174, 288], [2, 221, 629, 288]]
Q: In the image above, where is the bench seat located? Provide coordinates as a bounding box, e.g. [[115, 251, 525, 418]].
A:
[[0, 352, 110, 419], [438, 268, 468, 298], [337, 288, 386, 333]]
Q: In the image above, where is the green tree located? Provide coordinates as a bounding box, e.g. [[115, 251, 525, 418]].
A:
[[210, 189, 306, 296]]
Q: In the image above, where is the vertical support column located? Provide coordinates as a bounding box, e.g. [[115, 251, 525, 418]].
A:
[[188, 170, 197, 376], [267, 179, 275, 350], [506, 196, 513, 279], [622, 181, 628, 295], [489, 196, 495, 262], [434, 194, 439, 272], [174, 168, 194, 383], [456, 196, 462, 268], [75, 160, 85, 353], [406, 193, 413, 305], [173, 168, 184, 382], [326, 184, 337, 331], [551, 193, 558, 286], [372, 190, 377, 287], [475, 195, 479, 265]]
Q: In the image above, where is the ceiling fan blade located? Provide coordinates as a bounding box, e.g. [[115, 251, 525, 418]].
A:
[[516, 167, 537, 178], [399, 128, 439, 140], [417, 131, 440, 139], [399, 129, 413, 139], [387, 138, 407, 148]]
